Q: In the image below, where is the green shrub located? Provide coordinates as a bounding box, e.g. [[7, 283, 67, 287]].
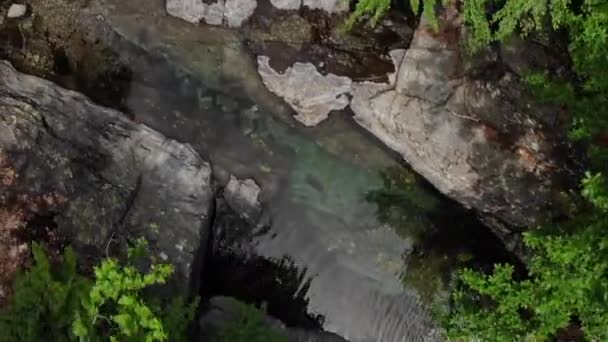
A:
[[429, 1, 608, 341], [0, 239, 197, 342], [72, 239, 175, 341], [216, 301, 289, 342], [443, 173, 608, 341], [0, 243, 90, 342]]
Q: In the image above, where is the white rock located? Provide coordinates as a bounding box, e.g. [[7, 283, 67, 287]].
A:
[[166, 0, 208, 24], [257, 55, 352, 126], [204, 2, 226, 26], [270, 0, 301, 10], [224, 176, 262, 223], [7, 4, 27, 19], [166, 0, 257, 27], [224, 0, 257, 28]]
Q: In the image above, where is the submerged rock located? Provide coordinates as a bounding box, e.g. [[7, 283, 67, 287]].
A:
[[0, 61, 214, 296]]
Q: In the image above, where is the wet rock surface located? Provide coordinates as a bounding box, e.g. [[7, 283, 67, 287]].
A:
[[0, 60, 214, 296]]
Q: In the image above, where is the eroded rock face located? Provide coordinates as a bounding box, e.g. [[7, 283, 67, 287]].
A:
[[257, 15, 574, 229], [0, 61, 214, 296]]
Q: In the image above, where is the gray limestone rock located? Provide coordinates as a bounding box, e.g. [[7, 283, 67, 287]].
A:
[[166, 0, 256, 27], [0, 60, 214, 296], [224, 175, 262, 224]]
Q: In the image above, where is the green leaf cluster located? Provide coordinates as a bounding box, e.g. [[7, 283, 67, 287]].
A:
[[72, 247, 174, 341], [0, 243, 90, 342], [346, 0, 448, 30], [0, 239, 196, 342], [444, 173, 608, 341]]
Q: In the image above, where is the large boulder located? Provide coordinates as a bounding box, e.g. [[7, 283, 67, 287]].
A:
[[0, 60, 214, 296], [256, 11, 576, 230]]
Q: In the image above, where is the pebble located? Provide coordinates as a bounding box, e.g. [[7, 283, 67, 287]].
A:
[[7, 4, 27, 19]]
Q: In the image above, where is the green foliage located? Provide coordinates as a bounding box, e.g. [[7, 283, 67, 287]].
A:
[[0, 243, 91, 342], [438, 1, 608, 341], [216, 301, 289, 342], [346, 0, 447, 29], [444, 174, 608, 341], [72, 245, 174, 341], [0, 238, 197, 342], [345, 0, 391, 29], [158, 296, 200, 342]]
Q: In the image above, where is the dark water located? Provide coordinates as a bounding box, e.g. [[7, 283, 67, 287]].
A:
[[0, 1, 519, 341]]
